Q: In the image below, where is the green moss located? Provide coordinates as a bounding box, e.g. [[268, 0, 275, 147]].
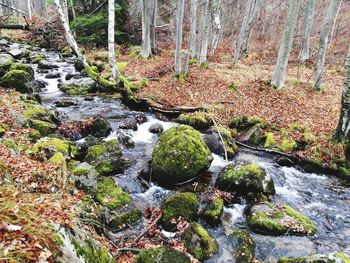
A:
[[0, 127, 5, 138], [72, 167, 90, 176], [229, 116, 266, 131], [0, 54, 14, 76], [59, 85, 91, 96], [10, 63, 34, 78], [280, 139, 297, 152], [161, 192, 199, 231], [33, 137, 78, 157], [177, 111, 213, 130], [182, 222, 218, 261], [151, 125, 212, 185], [229, 230, 255, 263], [48, 152, 67, 172], [135, 247, 191, 263], [216, 126, 238, 158], [95, 177, 131, 210], [264, 132, 276, 148], [30, 53, 46, 63], [73, 239, 116, 263], [109, 208, 142, 231], [23, 103, 57, 123], [228, 82, 239, 91], [28, 119, 57, 136], [0, 70, 34, 91], [202, 198, 224, 226], [2, 139, 17, 149], [278, 253, 350, 263], [139, 78, 149, 87], [85, 65, 118, 91], [200, 62, 209, 69], [335, 253, 350, 263], [189, 57, 198, 65], [116, 61, 128, 72]]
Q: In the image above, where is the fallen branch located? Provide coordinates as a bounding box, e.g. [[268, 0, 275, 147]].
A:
[[132, 212, 162, 245], [0, 24, 30, 30], [91, 0, 107, 15], [143, 98, 205, 115], [234, 140, 295, 158]]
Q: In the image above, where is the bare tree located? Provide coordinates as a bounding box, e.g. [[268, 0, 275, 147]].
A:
[[210, 0, 222, 54], [299, 0, 316, 62], [313, 0, 341, 91], [108, 0, 120, 80], [174, 0, 185, 76], [199, 0, 210, 65], [271, 0, 302, 89], [140, 0, 156, 58], [150, 0, 157, 53], [184, 0, 198, 75], [27, 0, 32, 18], [60, 0, 69, 21]]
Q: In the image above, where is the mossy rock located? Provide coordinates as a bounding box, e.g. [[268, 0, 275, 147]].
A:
[[229, 116, 266, 131], [247, 202, 317, 236], [182, 222, 218, 261], [23, 102, 58, 124], [0, 53, 14, 77], [176, 111, 213, 130], [33, 137, 78, 159], [279, 139, 297, 152], [29, 53, 46, 64], [161, 192, 199, 231], [135, 246, 191, 263], [151, 125, 213, 185], [95, 177, 131, 210], [71, 163, 97, 193], [264, 132, 276, 148], [202, 198, 224, 226], [277, 252, 350, 263], [216, 163, 275, 196], [10, 63, 34, 78], [73, 238, 116, 263], [84, 139, 122, 176], [0, 70, 34, 92], [0, 127, 5, 138], [28, 119, 58, 136], [240, 125, 263, 146], [109, 207, 142, 231], [48, 152, 67, 173], [229, 230, 255, 263]]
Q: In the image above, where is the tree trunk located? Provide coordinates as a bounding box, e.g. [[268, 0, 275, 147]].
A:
[[140, 0, 152, 58], [299, 0, 316, 62], [69, 0, 75, 20], [108, 0, 120, 80], [313, 0, 341, 91], [335, 46, 350, 141], [60, 0, 69, 22], [184, 0, 198, 75], [271, 0, 301, 89], [174, 0, 185, 76], [27, 0, 32, 18], [150, 0, 157, 53], [199, 0, 210, 65], [210, 0, 222, 55], [233, 0, 260, 64]]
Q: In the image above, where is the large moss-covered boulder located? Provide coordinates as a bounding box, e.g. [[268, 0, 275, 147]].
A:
[[0, 53, 14, 77], [28, 119, 57, 136], [161, 192, 199, 231], [247, 202, 317, 236], [277, 252, 350, 263], [176, 111, 213, 130], [0, 70, 34, 92], [95, 177, 131, 210], [216, 163, 275, 196], [182, 222, 218, 261], [229, 230, 255, 263], [84, 139, 122, 176], [33, 137, 78, 159], [135, 247, 191, 263], [59, 77, 97, 95], [151, 125, 213, 185], [10, 63, 34, 78], [202, 198, 224, 226], [23, 102, 58, 124]]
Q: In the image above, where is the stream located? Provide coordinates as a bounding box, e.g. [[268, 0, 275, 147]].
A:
[[17, 43, 350, 262]]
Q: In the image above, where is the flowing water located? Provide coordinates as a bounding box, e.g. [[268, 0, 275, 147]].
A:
[[19, 43, 350, 262]]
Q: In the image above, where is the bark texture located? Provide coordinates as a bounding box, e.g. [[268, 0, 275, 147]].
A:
[[184, 0, 198, 74], [174, 0, 185, 76], [108, 0, 120, 80], [299, 0, 316, 62], [199, 0, 210, 65]]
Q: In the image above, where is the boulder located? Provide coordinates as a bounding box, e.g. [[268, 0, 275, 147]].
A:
[[202, 198, 224, 226], [71, 162, 97, 193], [182, 222, 218, 261], [119, 119, 138, 131], [28, 119, 57, 136], [84, 139, 122, 176], [149, 123, 164, 134], [176, 111, 213, 130], [58, 77, 97, 95], [151, 125, 213, 185], [135, 247, 191, 263], [239, 125, 263, 146], [33, 137, 78, 159], [8, 48, 30, 59], [0, 70, 34, 93], [277, 252, 350, 263], [229, 230, 255, 263], [203, 126, 238, 159], [10, 63, 34, 78], [83, 116, 112, 138], [29, 53, 46, 64], [0, 53, 14, 77], [26, 79, 48, 92], [216, 163, 275, 196], [161, 192, 199, 231], [45, 71, 62, 79], [23, 102, 58, 124], [54, 99, 77, 107], [38, 61, 59, 69], [229, 116, 266, 131], [247, 202, 317, 236]]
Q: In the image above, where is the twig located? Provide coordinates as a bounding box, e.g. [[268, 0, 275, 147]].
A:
[[211, 117, 228, 161], [91, 0, 107, 15], [132, 212, 162, 245]]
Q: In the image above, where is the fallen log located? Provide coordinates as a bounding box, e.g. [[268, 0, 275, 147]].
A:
[[0, 24, 30, 30], [143, 98, 205, 115]]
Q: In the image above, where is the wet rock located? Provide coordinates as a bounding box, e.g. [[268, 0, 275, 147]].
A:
[[65, 72, 80, 80], [239, 125, 263, 145], [83, 116, 112, 138], [38, 60, 59, 69], [149, 123, 164, 134], [216, 163, 275, 196], [0, 69, 34, 93], [32, 137, 78, 159], [277, 252, 350, 263], [176, 111, 213, 130], [161, 192, 199, 231], [74, 59, 85, 71], [45, 71, 62, 79], [0, 39, 11, 47], [108, 206, 142, 232], [118, 133, 134, 147], [276, 156, 296, 167], [151, 125, 213, 185], [8, 48, 30, 59], [203, 126, 238, 159], [119, 119, 138, 131], [135, 247, 191, 263], [182, 222, 218, 261], [202, 198, 224, 226], [54, 99, 77, 107], [10, 63, 34, 78], [247, 202, 317, 236], [228, 230, 255, 263], [135, 114, 147, 124], [26, 79, 48, 92], [0, 53, 14, 77], [58, 77, 97, 95], [29, 53, 46, 63], [84, 139, 122, 176], [74, 136, 103, 160]]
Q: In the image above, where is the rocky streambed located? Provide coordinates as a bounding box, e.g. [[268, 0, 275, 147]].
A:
[[1, 40, 350, 262]]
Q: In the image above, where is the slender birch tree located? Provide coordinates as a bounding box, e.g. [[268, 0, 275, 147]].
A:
[[335, 46, 350, 141], [27, 0, 32, 18], [313, 0, 341, 91], [184, 0, 198, 75], [108, 0, 120, 81], [271, 0, 301, 89], [60, 0, 69, 21], [299, 0, 316, 62], [140, 0, 156, 58], [69, 0, 75, 20], [199, 0, 210, 65], [210, 0, 222, 54], [150, 0, 157, 53], [174, 0, 185, 76]]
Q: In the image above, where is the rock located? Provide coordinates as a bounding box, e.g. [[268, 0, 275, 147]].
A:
[[0, 70, 34, 93], [276, 156, 296, 167], [25, 79, 48, 92], [229, 116, 266, 131], [45, 71, 62, 79], [95, 177, 131, 210], [151, 125, 213, 185], [277, 252, 350, 263], [10, 63, 34, 78], [71, 162, 97, 193], [202, 198, 224, 226], [0, 53, 14, 77], [74, 59, 85, 71], [28, 119, 57, 136], [182, 222, 218, 261], [118, 133, 134, 147], [33, 137, 78, 159], [228, 230, 255, 263], [23, 102, 58, 124], [264, 132, 276, 148], [108, 206, 142, 232], [216, 163, 275, 196], [84, 139, 122, 176], [203, 126, 238, 159], [176, 111, 213, 130], [135, 247, 191, 263], [83, 116, 112, 138], [48, 152, 67, 173], [54, 99, 77, 107], [119, 119, 138, 131], [149, 123, 164, 134], [29, 53, 46, 63], [161, 192, 199, 231], [239, 125, 263, 145], [0, 126, 5, 138], [38, 61, 59, 69], [8, 48, 29, 59], [247, 202, 317, 236], [58, 77, 97, 95], [135, 114, 147, 124], [65, 72, 80, 80]]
